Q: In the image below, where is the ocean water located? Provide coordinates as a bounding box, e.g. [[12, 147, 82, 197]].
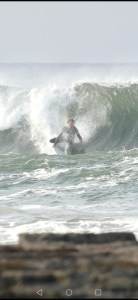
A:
[[0, 63, 138, 244]]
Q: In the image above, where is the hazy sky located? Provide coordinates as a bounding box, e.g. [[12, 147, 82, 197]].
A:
[[0, 1, 138, 63]]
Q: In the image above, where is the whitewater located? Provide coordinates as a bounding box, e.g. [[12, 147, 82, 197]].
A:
[[0, 63, 138, 244]]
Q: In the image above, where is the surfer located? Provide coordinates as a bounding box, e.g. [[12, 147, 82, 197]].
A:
[[53, 119, 82, 154]]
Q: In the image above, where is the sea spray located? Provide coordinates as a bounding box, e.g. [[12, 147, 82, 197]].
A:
[[0, 82, 138, 154]]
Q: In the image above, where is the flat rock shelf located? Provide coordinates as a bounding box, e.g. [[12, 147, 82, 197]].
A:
[[0, 232, 138, 299]]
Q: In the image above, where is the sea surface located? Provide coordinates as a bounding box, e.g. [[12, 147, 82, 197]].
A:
[[0, 63, 138, 244]]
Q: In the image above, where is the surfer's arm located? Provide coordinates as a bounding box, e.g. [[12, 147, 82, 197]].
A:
[[54, 135, 61, 146], [54, 129, 64, 147], [76, 129, 82, 143]]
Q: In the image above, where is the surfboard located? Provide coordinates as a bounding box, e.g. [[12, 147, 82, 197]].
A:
[[50, 137, 85, 155]]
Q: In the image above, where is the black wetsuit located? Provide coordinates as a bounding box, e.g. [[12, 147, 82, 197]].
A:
[[54, 126, 82, 146]]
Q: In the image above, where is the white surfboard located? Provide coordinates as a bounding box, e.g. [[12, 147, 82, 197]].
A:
[[54, 142, 85, 155]]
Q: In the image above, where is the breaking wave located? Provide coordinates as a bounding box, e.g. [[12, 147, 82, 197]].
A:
[[0, 81, 138, 154]]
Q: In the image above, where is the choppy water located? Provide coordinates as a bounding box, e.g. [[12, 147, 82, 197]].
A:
[[0, 63, 138, 244]]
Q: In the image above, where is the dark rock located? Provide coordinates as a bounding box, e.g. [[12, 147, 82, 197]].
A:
[[19, 232, 136, 245]]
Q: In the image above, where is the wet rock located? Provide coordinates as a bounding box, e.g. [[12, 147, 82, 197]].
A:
[[20, 232, 137, 245]]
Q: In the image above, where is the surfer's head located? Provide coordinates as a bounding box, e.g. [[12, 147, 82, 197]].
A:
[[67, 119, 75, 128]]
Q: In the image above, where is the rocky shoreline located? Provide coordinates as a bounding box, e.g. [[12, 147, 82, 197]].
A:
[[0, 232, 138, 299]]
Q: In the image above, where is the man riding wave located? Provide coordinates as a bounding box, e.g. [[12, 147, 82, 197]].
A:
[[53, 119, 82, 154]]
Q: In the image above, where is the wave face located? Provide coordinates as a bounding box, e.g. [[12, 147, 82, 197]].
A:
[[0, 64, 138, 154]]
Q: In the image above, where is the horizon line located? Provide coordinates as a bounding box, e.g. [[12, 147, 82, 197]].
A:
[[0, 62, 138, 64]]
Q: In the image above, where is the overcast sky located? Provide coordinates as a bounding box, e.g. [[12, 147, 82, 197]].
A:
[[0, 1, 138, 63]]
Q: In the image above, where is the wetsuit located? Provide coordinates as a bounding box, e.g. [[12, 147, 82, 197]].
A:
[[54, 126, 82, 154]]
